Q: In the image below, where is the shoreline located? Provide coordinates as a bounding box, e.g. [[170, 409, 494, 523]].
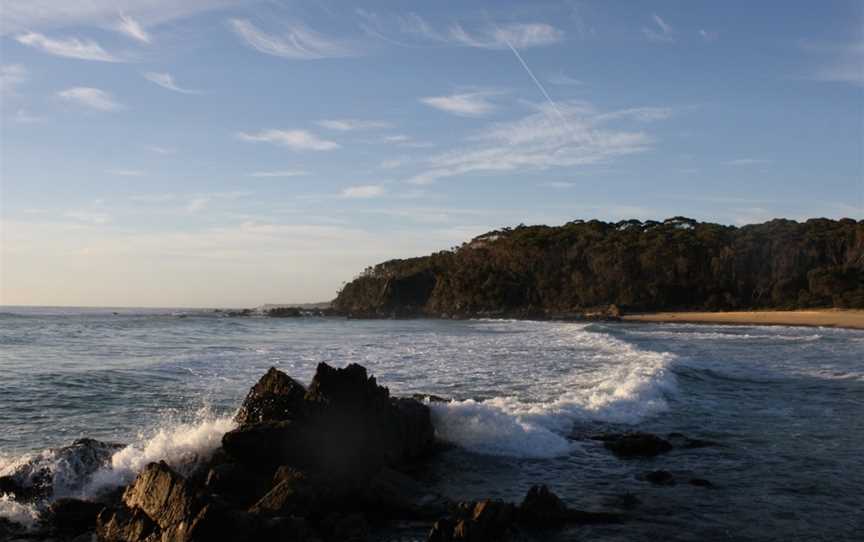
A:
[[621, 309, 864, 330]]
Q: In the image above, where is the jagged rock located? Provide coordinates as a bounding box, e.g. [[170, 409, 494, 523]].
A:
[[250, 467, 332, 519], [594, 432, 673, 458], [122, 461, 204, 532], [517, 485, 568, 526], [43, 498, 105, 534], [204, 462, 271, 506], [96, 506, 159, 542], [428, 500, 517, 542], [222, 420, 314, 467], [235, 367, 307, 425], [641, 470, 676, 486], [223, 364, 435, 477]]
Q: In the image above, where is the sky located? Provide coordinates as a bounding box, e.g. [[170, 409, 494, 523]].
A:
[[0, 0, 862, 307]]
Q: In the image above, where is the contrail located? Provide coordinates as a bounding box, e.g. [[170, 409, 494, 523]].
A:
[[501, 36, 571, 128]]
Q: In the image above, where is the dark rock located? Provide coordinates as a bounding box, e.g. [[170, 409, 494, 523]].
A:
[[122, 461, 204, 532], [235, 367, 307, 425], [0, 517, 25, 540], [319, 512, 368, 542], [96, 506, 159, 542], [225, 363, 435, 477], [250, 467, 332, 519], [254, 516, 321, 542], [112, 461, 254, 542], [594, 432, 673, 458], [43, 498, 105, 534], [0, 438, 123, 502], [604, 493, 641, 510], [667, 433, 720, 449], [565, 509, 624, 524], [641, 470, 676, 486], [204, 462, 271, 506], [266, 307, 302, 318], [361, 467, 449, 520], [429, 500, 517, 541], [689, 478, 714, 488], [517, 485, 568, 526], [222, 420, 313, 467]]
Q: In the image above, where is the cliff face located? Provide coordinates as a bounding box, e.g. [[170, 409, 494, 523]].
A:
[[333, 217, 864, 318]]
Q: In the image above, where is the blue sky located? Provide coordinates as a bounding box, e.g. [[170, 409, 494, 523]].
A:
[[1, 1, 862, 307]]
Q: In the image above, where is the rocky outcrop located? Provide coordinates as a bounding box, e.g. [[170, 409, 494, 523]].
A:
[[223, 363, 436, 476], [334, 218, 864, 317], [427, 485, 621, 541], [2, 365, 632, 542], [233, 367, 307, 425]]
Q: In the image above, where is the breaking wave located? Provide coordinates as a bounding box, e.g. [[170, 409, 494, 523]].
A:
[[429, 328, 678, 458]]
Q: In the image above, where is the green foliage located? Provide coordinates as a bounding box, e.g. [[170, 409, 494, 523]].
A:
[[333, 218, 864, 316]]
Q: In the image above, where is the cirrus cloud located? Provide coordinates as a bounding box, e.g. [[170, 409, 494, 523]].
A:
[[57, 87, 124, 111], [16, 32, 120, 61], [237, 129, 340, 151]]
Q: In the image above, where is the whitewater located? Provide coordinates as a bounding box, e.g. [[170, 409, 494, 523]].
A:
[[1, 308, 863, 540]]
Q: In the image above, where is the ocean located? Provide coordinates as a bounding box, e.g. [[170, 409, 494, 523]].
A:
[[1, 307, 862, 540]]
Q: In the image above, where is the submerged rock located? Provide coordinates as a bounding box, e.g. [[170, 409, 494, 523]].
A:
[[593, 432, 673, 458], [641, 470, 676, 486], [517, 484, 568, 526]]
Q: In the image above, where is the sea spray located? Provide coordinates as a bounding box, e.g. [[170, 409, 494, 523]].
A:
[[85, 414, 236, 496], [428, 327, 679, 458]]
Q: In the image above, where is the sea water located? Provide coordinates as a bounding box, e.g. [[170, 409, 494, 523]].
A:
[[1, 307, 862, 540]]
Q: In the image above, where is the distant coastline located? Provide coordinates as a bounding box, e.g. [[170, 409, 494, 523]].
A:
[[622, 309, 864, 330]]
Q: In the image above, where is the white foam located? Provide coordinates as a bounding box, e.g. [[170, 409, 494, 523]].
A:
[[429, 326, 678, 458], [86, 414, 236, 496], [0, 494, 38, 528]]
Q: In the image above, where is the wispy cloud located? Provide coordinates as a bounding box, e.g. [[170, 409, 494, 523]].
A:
[[408, 100, 665, 185], [359, 12, 563, 50], [0, 64, 27, 94], [57, 87, 124, 111], [643, 14, 674, 43], [1, 1, 244, 35], [14, 109, 44, 123], [547, 70, 583, 86], [144, 145, 176, 155], [448, 22, 564, 49], [229, 19, 354, 60], [420, 91, 499, 117], [16, 32, 119, 61], [65, 210, 111, 224], [106, 169, 144, 176], [801, 39, 864, 87], [143, 72, 200, 94], [186, 197, 209, 213], [725, 158, 771, 166], [116, 14, 150, 43], [699, 29, 718, 42], [237, 129, 340, 151], [248, 170, 308, 178], [317, 119, 392, 131], [341, 185, 385, 198]]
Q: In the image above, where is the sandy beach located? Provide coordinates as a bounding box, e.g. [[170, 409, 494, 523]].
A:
[[622, 310, 864, 330]]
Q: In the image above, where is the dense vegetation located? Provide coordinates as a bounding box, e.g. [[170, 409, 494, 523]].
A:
[[333, 217, 864, 318]]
